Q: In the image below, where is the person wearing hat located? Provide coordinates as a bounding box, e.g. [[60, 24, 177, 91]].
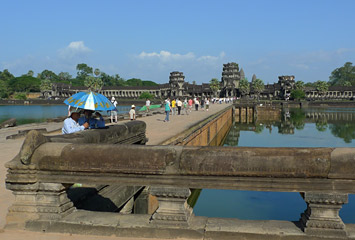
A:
[[129, 105, 136, 120], [78, 109, 105, 129], [110, 97, 118, 123], [62, 111, 89, 134]]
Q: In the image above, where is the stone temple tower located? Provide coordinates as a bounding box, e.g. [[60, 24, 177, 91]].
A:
[[221, 62, 242, 97], [169, 71, 185, 97]]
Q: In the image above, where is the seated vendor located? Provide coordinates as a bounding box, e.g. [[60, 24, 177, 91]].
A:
[[78, 110, 105, 129]]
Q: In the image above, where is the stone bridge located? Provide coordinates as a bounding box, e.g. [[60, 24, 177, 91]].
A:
[[4, 112, 355, 239]]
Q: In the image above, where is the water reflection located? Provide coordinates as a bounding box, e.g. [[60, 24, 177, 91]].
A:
[[225, 108, 355, 145], [194, 107, 355, 223]]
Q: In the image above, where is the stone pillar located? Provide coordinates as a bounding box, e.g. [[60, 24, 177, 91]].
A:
[[149, 186, 193, 227], [6, 182, 74, 228], [300, 192, 348, 237]]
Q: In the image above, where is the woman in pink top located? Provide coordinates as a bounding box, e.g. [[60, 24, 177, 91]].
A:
[[188, 98, 193, 112]]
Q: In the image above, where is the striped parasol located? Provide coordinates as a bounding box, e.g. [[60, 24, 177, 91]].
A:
[[64, 91, 115, 111]]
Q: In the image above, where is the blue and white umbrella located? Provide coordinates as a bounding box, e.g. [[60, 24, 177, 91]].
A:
[[64, 91, 115, 111]]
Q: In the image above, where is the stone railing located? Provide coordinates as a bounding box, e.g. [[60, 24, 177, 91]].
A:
[[5, 121, 148, 228], [5, 141, 355, 239]]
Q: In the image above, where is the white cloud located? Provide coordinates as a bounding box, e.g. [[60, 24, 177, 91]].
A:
[[138, 50, 195, 62], [58, 41, 92, 59], [197, 52, 226, 61], [137, 50, 226, 63]]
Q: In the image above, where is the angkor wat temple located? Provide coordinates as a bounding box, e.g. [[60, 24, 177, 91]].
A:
[[47, 62, 355, 100]]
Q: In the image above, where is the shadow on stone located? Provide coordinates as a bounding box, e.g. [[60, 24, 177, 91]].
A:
[[67, 186, 120, 212]]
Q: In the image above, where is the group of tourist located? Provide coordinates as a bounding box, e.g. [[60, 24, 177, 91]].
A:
[[211, 97, 235, 104], [62, 95, 234, 133], [163, 97, 213, 122]]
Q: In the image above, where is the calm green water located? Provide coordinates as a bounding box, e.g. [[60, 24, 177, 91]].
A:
[[0, 105, 139, 125], [194, 108, 355, 223]]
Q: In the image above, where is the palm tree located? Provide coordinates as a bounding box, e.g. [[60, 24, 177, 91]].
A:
[[209, 78, 220, 97], [40, 79, 52, 98], [239, 78, 250, 98], [252, 78, 264, 101], [85, 76, 103, 92], [94, 68, 101, 77], [295, 81, 305, 90], [315, 80, 329, 99]]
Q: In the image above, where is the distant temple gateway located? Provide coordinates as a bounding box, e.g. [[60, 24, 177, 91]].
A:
[[47, 62, 355, 100]]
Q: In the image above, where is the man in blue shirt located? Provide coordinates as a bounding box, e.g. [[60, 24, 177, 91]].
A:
[[62, 112, 89, 134], [78, 110, 105, 129]]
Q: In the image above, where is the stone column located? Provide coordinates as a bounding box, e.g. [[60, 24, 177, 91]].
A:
[[6, 182, 74, 228], [149, 186, 193, 227], [300, 192, 348, 237]]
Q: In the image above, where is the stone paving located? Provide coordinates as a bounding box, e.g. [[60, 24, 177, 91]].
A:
[[0, 103, 231, 240]]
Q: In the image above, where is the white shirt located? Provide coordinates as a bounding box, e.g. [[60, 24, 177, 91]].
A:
[[129, 109, 136, 119], [146, 100, 150, 107], [62, 117, 85, 134]]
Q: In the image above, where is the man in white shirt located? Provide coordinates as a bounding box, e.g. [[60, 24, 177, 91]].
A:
[[111, 98, 118, 123], [145, 98, 151, 113], [176, 98, 182, 115], [129, 105, 136, 120], [62, 112, 89, 134]]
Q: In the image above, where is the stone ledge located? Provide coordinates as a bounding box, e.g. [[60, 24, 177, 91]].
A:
[[19, 211, 355, 239]]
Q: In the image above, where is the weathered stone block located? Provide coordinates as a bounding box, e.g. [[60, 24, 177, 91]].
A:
[[300, 192, 348, 237], [150, 186, 193, 227], [6, 183, 74, 228]]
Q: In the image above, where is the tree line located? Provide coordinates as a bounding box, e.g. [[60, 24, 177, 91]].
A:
[[0, 63, 158, 99], [1, 62, 354, 100]]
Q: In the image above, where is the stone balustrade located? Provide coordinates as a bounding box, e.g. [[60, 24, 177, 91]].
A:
[[5, 134, 355, 239]]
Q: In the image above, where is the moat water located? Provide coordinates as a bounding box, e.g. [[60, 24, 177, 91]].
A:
[[0, 105, 140, 125], [194, 107, 355, 223]]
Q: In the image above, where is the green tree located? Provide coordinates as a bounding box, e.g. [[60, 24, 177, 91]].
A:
[[94, 68, 101, 77], [27, 70, 34, 77], [126, 78, 143, 86], [209, 78, 220, 96], [192, 80, 196, 85], [0, 80, 9, 98], [0, 69, 14, 82], [8, 76, 41, 92], [40, 79, 52, 92], [142, 80, 158, 86], [139, 92, 154, 99], [14, 92, 27, 100], [40, 69, 58, 81], [252, 78, 264, 100], [343, 81, 352, 87], [84, 76, 103, 91], [290, 89, 305, 100], [58, 72, 72, 83], [315, 80, 329, 97], [295, 80, 305, 90], [305, 82, 316, 88], [329, 62, 355, 86], [239, 78, 250, 97], [76, 63, 93, 80]]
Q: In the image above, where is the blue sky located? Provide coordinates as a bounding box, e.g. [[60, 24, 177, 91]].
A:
[[1, 0, 354, 84]]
